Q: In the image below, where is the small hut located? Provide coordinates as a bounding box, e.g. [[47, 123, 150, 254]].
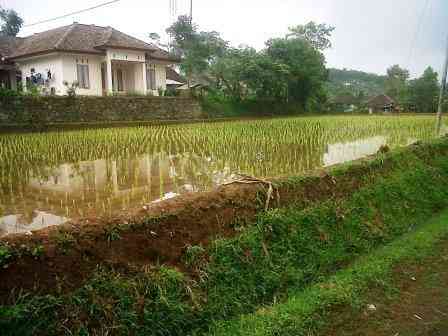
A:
[[331, 94, 358, 112], [366, 94, 397, 114], [166, 67, 187, 90]]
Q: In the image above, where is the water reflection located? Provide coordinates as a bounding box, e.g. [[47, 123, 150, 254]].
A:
[[0, 133, 437, 237], [0, 211, 68, 236], [323, 136, 386, 167], [0, 152, 235, 236]]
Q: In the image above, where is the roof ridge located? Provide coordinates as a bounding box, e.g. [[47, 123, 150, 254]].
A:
[[104, 28, 155, 50], [54, 23, 77, 49], [95, 26, 113, 47], [20, 23, 74, 40], [75, 22, 108, 29]]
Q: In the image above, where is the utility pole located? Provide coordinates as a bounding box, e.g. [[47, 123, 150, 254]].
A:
[[190, 0, 193, 22], [436, 34, 448, 134]]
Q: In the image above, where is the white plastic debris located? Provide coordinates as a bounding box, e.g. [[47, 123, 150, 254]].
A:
[[367, 304, 377, 312]]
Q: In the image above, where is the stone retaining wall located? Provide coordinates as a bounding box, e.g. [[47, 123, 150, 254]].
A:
[[0, 96, 204, 125]]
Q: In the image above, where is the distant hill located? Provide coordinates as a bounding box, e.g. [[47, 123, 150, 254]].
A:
[[326, 68, 387, 99]]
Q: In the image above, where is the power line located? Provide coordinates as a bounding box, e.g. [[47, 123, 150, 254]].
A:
[[23, 0, 121, 28], [406, 0, 430, 71]]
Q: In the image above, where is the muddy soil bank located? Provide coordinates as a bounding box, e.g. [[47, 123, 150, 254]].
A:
[[0, 142, 439, 301]]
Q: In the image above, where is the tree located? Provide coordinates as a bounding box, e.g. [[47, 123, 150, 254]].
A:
[[0, 6, 23, 37], [166, 16, 228, 81], [210, 47, 255, 100], [148, 32, 168, 49], [326, 68, 387, 99], [408, 67, 439, 113], [167, 17, 332, 113], [266, 37, 328, 109], [287, 22, 335, 51], [385, 64, 410, 105]]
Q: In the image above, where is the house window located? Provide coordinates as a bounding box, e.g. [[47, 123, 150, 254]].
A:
[[147, 67, 156, 90], [76, 64, 90, 89]]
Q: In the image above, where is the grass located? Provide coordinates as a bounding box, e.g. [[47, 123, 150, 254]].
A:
[[209, 208, 448, 335], [2, 138, 448, 335]]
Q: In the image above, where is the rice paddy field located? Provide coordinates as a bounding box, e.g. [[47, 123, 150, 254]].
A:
[[0, 115, 445, 236]]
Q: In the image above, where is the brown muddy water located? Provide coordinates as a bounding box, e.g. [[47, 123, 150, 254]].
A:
[[0, 116, 444, 236]]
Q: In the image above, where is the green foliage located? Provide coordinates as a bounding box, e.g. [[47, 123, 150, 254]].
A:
[[55, 231, 76, 253], [211, 208, 448, 335], [201, 152, 448, 323], [266, 37, 328, 108], [0, 267, 195, 336], [200, 93, 304, 117], [167, 15, 228, 80], [104, 224, 123, 243], [183, 244, 205, 267], [164, 87, 179, 97], [408, 66, 439, 113], [0, 6, 23, 37], [0, 242, 13, 267], [0, 87, 20, 98], [326, 68, 387, 99], [286, 21, 335, 51], [166, 17, 331, 112], [208, 31, 328, 111], [385, 64, 410, 105], [2, 140, 448, 335], [0, 295, 62, 336]]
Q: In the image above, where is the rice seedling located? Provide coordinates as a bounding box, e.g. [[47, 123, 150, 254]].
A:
[[0, 115, 444, 236]]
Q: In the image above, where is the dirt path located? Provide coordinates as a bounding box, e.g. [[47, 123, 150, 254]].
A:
[[324, 240, 448, 336]]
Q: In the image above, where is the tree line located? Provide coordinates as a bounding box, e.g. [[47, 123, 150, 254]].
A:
[[384, 64, 440, 113], [1, 6, 444, 114], [161, 16, 334, 112], [326, 65, 442, 113]]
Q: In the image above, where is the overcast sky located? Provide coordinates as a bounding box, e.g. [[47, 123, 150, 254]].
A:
[[3, 0, 448, 78]]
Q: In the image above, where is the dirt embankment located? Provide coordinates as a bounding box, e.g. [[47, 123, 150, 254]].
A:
[[323, 240, 448, 336], [0, 146, 423, 302]]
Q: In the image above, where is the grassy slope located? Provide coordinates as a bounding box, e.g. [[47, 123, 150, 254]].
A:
[[210, 209, 448, 336], [2, 139, 448, 335]]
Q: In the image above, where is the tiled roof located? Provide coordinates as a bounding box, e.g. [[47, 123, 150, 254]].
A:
[[0, 36, 23, 59], [6, 23, 178, 62]]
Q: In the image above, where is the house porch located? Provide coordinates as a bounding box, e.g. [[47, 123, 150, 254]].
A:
[[101, 59, 148, 96], [0, 64, 17, 90]]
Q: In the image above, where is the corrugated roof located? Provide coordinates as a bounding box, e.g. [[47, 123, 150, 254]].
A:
[[366, 94, 395, 107], [166, 67, 186, 84]]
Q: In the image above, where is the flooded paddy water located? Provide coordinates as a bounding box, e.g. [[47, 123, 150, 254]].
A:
[[0, 115, 443, 236]]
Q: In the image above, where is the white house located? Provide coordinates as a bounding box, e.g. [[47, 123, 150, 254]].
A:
[[0, 23, 180, 96]]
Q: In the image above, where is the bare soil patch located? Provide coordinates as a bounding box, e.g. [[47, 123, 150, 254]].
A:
[[323, 240, 448, 336]]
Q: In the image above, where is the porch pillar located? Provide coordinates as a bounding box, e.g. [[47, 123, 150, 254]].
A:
[[106, 53, 113, 95], [9, 70, 17, 90], [20, 66, 27, 93], [142, 62, 148, 95]]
